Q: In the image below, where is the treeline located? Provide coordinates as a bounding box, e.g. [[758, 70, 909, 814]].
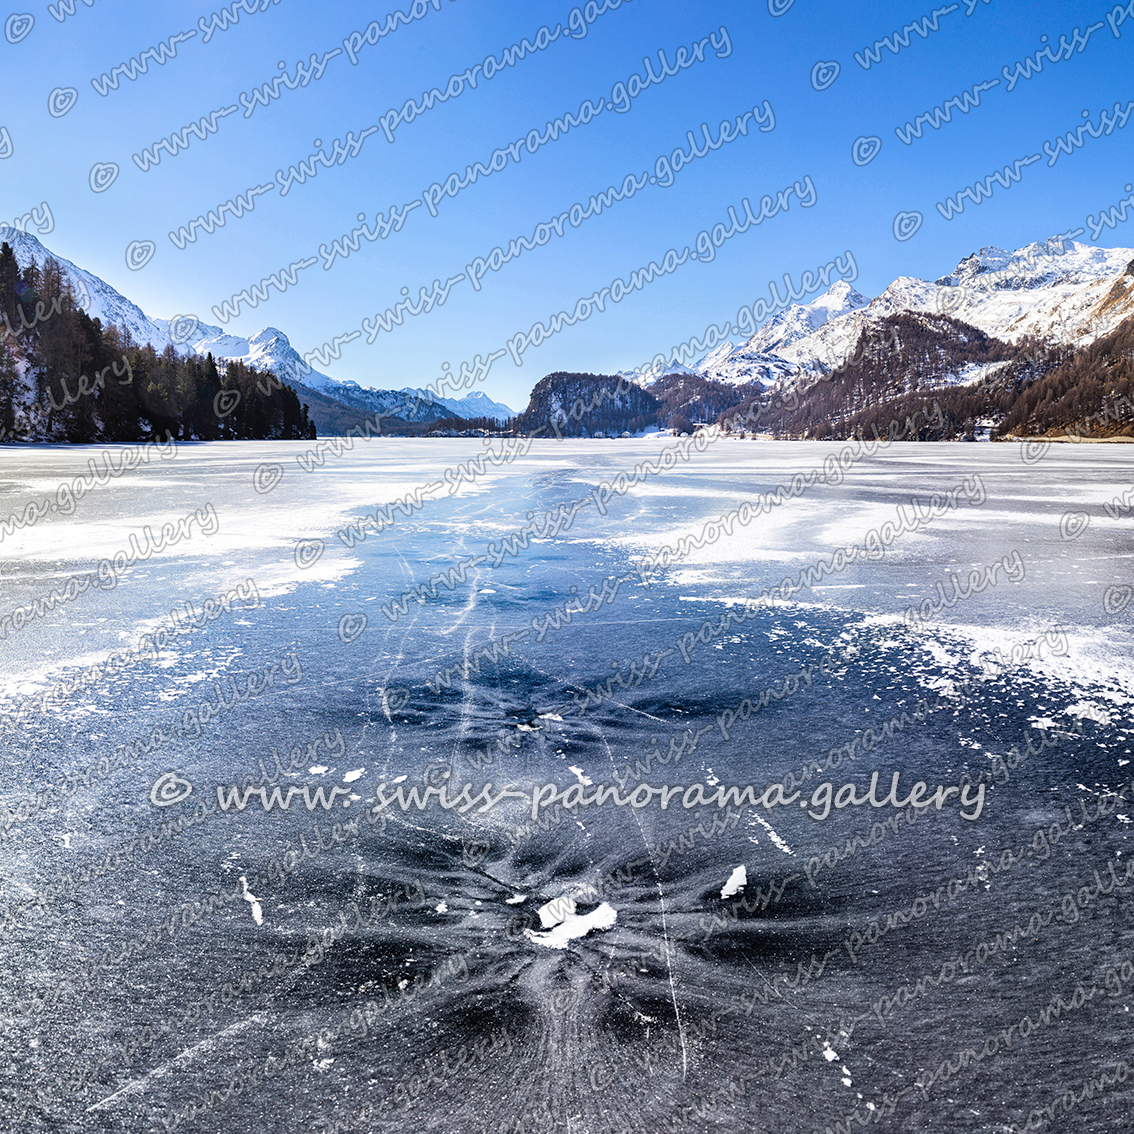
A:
[[997, 311, 1134, 438], [0, 243, 315, 443], [414, 303, 1134, 444], [424, 415, 506, 436]]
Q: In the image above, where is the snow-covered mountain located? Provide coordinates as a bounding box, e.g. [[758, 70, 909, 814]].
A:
[[661, 239, 1134, 390], [931, 240, 1134, 346], [0, 227, 180, 352], [404, 387, 516, 423], [741, 280, 870, 358], [0, 229, 515, 425]]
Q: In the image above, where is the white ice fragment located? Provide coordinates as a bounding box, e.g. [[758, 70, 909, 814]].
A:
[[309, 765, 329, 775], [505, 894, 527, 904], [721, 865, 747, 899], [527, 903, 618, 949], [822, 1045, 839, 1062], [343, 768, 365, 783], [436, 901, 448, 913], [239, 875, 263, 926], [569, 766, 593, 787], [538, 895, 576, 928]]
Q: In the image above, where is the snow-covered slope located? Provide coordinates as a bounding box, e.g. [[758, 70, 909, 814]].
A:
[[932, 241, 1134, 346], [743, 280, 870, 357], [0, 227, 177, 351], [693, 281, 874, 386], [425, 389, 516, 422], [662, 239, 1134, 390], [0, 230, 515, 423]]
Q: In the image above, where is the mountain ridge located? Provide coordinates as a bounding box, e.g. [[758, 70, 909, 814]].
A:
[[0, 227, 515, 434], [675, 237, 1134, 392], [4, 226, 1133, 442]]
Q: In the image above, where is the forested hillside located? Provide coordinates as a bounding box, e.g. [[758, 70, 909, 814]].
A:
[[0, 243, 315, 443], [510, 372, 660, 436], [717, 312, 1133, 442]]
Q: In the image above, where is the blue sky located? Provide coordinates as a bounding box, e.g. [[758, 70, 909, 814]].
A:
[[1, 0, 1131, 410]]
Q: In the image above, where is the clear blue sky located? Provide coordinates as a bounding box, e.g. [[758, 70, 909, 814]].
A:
[[1, 0, 1131, 410]]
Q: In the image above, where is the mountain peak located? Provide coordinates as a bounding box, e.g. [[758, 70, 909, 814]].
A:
[[0, 226, 51, 259], [824, 279, 867, 303], [249, 326, 289, 347], [694, 340, 737, 371]]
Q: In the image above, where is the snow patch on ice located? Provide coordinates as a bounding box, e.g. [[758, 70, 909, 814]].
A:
[[1068, 702, 1111, 727], [752, 813, 793, 855]]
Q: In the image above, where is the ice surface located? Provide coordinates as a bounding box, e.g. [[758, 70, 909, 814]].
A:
[[1, 438, 1131, 1134]]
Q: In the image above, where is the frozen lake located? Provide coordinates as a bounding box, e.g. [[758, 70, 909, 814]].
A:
[[1, 436, 1132, 1133]]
